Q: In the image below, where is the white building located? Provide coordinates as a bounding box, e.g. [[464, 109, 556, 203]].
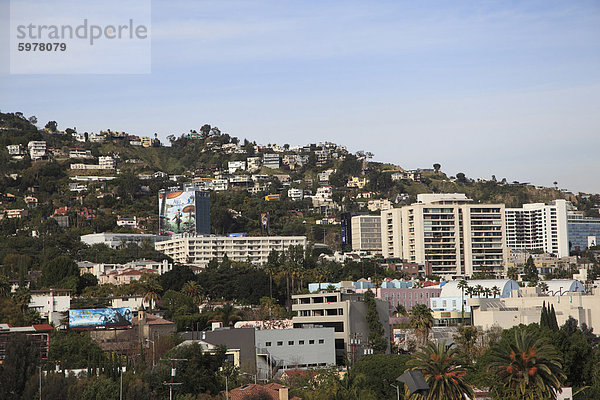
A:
[[287, 188, 304, 201], [381, 194, 507, 278], [247, 157, 262, 172], [80, 233, 167, 249], [505, 200, 569, 258], [78, 259, 172, 278], [6, 144, 24, 156], [29, 289, 71, 325], [69, 149, 93, 159], [228, 160, 246, 174], [27, 141, 47, 160], [117, 217, 138, 228], [430, 279, 519, 316], [263, 153, 281, 169], [155, 235, 307, 267], [98, 156, 116, 169], [351, 215, 382, 252], [367, 199, 392, 212], [469, 284, 595, 333]]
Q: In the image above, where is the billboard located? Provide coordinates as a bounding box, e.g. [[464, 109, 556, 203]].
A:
[[69, 307, 133, 328], [159, 190, 210, 236], [260, 212, 270, 235]]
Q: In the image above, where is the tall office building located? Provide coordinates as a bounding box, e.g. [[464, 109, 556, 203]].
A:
[[350, 215, 382, 252], [380, 194, 506, 277], [504, 200, 569, 257]]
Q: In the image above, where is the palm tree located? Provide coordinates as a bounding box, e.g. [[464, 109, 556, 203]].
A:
[[182, 281, 203, 305], [216, 303, 243, 327], [507, 267, 519, 282], [492, 286, 501, 298], [141, 274, 162, 313], [457, 280, 468, 323], [488, 329, 566, 399], [409, 304, 434, 346], [395, 303, 408, 318], [474, 285, 484, 298], [13, 287, 31, 315], [407, 341, 474, 400], [465, 287, 474, 298], [538, 282, 549, 294], [483, 288, 492, 299]]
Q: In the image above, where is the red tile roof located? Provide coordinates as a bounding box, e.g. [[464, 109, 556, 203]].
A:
[[32, 324, 54, 332]]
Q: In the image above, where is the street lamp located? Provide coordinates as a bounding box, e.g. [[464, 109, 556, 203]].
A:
[[390, 383, 400, 400]]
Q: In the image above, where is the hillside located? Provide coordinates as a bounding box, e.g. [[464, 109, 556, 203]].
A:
[[0, 110, 597, 250]]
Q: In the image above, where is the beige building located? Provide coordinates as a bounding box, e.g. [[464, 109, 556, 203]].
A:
[[292, 290, 390, 365], [351, 215, 382, 253], [469, 284, 596, 332], [155, 235, 307, 267], [381, 194, 507, 278]]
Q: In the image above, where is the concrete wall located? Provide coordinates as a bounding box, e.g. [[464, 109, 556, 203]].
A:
[[255, 327, 335, 378]]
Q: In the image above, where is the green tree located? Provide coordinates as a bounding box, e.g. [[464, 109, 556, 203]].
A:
[[507, 267, 519, 281], [409, 304, 434, 346], [215, 303, 243, 327], [407, 341, 474, 400], [348, 354, 410, 399], [523, 256, 539, 286], [363, 290, 388, 353], [0, 274, 10, 297], [141, 273, 163, 312], [0, 334, 41, 399], [488, 328, 565, 399], [40, 255, 79, 288]]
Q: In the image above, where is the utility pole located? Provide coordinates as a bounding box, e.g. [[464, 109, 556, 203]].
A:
[[161, 358, 187, 400], [38, 366, 42, 400]]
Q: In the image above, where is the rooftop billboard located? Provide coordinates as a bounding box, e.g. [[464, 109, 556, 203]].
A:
[[69, 307, 133, 328]]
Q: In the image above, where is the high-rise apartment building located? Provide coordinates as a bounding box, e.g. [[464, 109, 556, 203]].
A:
[[504, 200, 569, 257], [380, 194, 506, 277]]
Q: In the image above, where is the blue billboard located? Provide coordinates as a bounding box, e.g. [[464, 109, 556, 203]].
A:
[[69, 307, 133, 328]]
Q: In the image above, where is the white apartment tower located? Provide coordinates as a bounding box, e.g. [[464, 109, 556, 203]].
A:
[[380, 194, 506, 278], [504, 200, 569, 258]]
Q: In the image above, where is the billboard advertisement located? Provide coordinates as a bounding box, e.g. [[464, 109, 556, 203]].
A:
[[260, 212, 270, 235], [159, 190, 210, 236], [69, 307, 133, 328]]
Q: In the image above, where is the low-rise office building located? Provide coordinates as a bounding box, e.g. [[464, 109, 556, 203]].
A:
[[255, 327, 336, 379], [291, 291, 390, 365]]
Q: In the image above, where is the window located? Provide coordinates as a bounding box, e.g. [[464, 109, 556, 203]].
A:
[[309, 340, 315, 345], [318, 339, 324, 344], [266, 342, 271, 347], [288, 341, 294, 346], [277, 341, 283, 346], [299, 340, 305, 345]]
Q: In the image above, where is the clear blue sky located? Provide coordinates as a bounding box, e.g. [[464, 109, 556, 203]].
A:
[[1, 0, 599, 193]]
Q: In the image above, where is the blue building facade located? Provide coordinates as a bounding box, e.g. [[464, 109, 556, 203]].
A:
[[568, 213, 600, 250]]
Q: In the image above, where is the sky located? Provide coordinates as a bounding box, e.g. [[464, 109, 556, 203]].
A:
[[1, 0, 599, 193]]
